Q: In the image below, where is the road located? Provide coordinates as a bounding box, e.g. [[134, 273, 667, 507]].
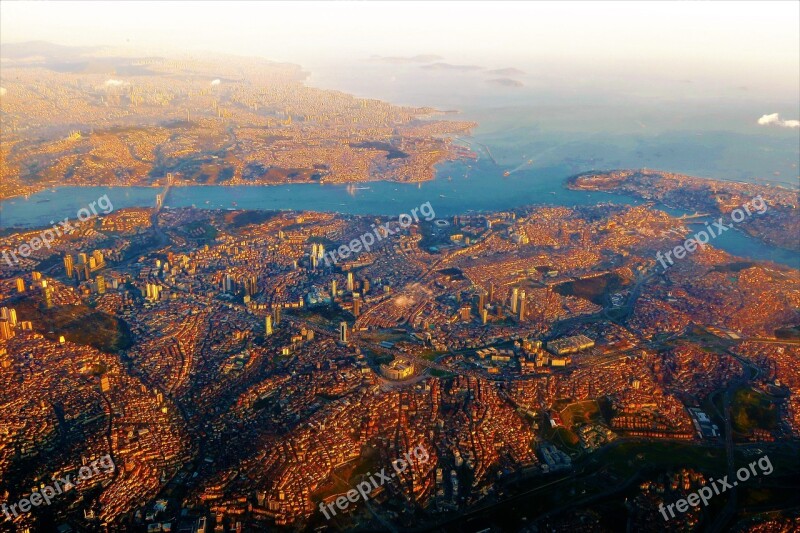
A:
[[707, 380, 739, 533]]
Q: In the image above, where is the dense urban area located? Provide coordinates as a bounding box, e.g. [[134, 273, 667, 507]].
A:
[[1, 45, 799, 533]]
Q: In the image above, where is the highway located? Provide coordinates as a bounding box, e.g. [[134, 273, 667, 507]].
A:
[[707, 379, 739, 533]]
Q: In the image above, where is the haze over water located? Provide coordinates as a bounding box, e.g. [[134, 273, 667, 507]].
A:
[[305, 57, 800, 186], [2, 56, 798, 267]]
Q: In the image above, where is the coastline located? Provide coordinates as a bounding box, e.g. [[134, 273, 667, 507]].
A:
[[0, 175, 445, 202]]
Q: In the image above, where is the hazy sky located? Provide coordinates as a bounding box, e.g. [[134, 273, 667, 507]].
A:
[[2, 1, 799, 98]]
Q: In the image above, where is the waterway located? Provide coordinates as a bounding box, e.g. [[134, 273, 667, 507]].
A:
[[1, 161, 796, 268]]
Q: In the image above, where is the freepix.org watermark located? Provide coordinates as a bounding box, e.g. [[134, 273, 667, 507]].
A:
[[323, 201, 436, 267], [319, 444, 430, 519], [1, 194, 114, 267], [656, 195, 768, 270], [658, 454, 773, 521], [2, 454, 115, 521]]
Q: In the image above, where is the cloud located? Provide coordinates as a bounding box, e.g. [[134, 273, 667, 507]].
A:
[[104, 79, 128, 87], [211, 79, 221, 86], [757, 113, 800, 128]]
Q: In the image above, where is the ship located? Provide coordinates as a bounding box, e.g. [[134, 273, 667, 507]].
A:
[[503, 170, 511, 177]]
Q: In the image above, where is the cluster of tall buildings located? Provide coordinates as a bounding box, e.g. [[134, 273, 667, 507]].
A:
[[144, 283, 162, 301], [0, 306, 33, 340], [14, 272, 55, 309], [64, 250, 106, 281], [0, 307, 18, 340], [465, 283, 525, 325], [221, 272, 259, 297], [309, 243, 326, 269]]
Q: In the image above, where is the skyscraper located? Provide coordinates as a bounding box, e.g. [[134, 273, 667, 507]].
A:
[[353, 295, 361, 317], [511, 287, 519, 314], [244, 276, 258, 296], [518, 289, 526, 321], [44, 287, 54, 309], [266, 315, 273, 336], [339, 321, 348, 343], [331, 280, 337, 301], [0, 319, 13, 341], [146, 283, 161, 301], [274, 306, 281, 326], [15, 278, 25, 293], [96, 275, 106, 294], [347, 272, 354, 292], [63, 254, 74, 278]]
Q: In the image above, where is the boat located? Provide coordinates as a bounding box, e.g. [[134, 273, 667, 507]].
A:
[[503, 171, 511, 177], [439, 194, 447, 198]]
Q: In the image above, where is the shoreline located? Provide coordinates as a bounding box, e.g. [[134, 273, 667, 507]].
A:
[[6, 165, 798, 204], [0, 176, 445, 202]]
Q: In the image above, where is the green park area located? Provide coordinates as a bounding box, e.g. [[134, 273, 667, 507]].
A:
[[15, 297, 132, 353], [731, 387, 779, 434]]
